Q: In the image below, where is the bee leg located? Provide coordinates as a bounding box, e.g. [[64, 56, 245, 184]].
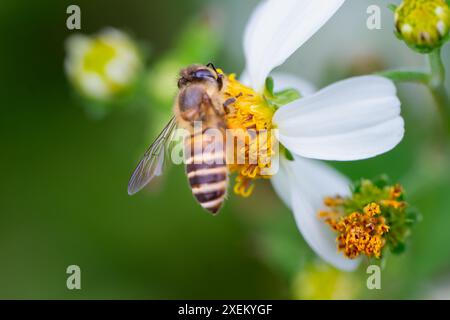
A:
[[223, 97, 236, 113], [224, 98, 236, 107], [203, 93, 225, 117]]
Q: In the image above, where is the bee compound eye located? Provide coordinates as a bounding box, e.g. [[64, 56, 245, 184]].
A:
[[192, 69, 216, 81]]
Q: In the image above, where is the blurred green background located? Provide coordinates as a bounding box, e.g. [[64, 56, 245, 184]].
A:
[[0, 0, 449, 299]]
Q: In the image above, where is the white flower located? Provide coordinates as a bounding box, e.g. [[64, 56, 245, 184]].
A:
[[234, 0, 404, 270], [65, 28, 142, 100]]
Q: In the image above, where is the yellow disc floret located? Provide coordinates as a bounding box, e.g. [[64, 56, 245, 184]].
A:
[[222, 74, 276, 197], [380, 184, 406, 209], [318, 179, 417, 261], [395, 0, 450, 50], [320, 203, 389, 259]]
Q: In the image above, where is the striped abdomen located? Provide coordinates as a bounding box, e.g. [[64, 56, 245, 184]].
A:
[[185, 130, 228, 214]]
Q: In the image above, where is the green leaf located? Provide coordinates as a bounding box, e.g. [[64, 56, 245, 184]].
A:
[[387, 4, 397, 12], [264, 77, 301, 109], [372, 175, 390, 189], [352, 179, 363, 194], [265, 77, 274, 96], [284, 148, 294, 161], [271, 88, 301, 107], [390, 241, 406, 255], [405, 207, 422, 225]]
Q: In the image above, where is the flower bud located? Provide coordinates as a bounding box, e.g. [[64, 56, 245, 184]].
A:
[[293, 262, 360, 299], [395, 0, 450, 52]]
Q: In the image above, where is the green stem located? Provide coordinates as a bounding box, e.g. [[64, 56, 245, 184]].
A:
[[428, 48, 450, 136], [377, 70, 429, 84], [429, 48, 446, 88], [378, 48, 450, 137]]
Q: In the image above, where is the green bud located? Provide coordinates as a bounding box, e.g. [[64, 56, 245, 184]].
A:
[[395, 0, 450, 53]]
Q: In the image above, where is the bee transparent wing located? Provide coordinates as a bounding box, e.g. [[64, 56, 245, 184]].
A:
[[127, 116, 177, 195]]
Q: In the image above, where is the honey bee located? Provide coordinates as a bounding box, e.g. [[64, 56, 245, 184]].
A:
[[128, 63, 231, 214]]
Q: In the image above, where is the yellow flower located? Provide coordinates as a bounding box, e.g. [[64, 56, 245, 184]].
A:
[[222, 73, 277, 197], [293, 262, 360, 300], [318, 179, 416, 262], [320, 203, 389, 259]]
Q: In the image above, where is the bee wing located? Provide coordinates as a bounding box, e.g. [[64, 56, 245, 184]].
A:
[[127, 116, 178, 195]]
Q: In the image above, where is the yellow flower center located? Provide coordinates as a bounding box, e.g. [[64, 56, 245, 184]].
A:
[[222, 74, 276, 197], [395, 0, 450, 48], [83, 39, 117, 74], [320, 203, 389, 259], [79, 38, 126, 95]]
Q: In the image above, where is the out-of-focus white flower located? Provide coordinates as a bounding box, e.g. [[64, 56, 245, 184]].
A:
[[425, 276, 450, 299], [293, 261, 360, 299], [223, 0, 404, 271], [65, 28, 142, 100]]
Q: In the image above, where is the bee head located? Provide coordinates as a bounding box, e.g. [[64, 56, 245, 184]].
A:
[[178, 64, 223, 90]]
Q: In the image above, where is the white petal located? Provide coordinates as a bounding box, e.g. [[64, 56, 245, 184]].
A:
[[64, 34, 91, 76], [99, 27, 129, 42], [270, 158, 292, 209], [79, 72, 110, 99], [106, 56, 136, 84], [244, 0, 345, 91], [272, 72, 317, 97], [285, 156, 361, 271], [239, 70, 251, 87], [274, 76, 404, 161]]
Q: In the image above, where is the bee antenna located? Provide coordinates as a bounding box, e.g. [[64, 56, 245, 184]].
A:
[[207, 62, 223, 90]]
